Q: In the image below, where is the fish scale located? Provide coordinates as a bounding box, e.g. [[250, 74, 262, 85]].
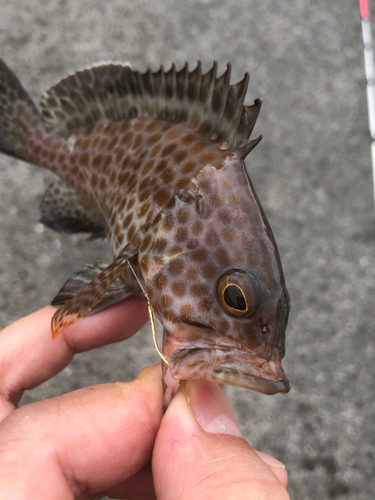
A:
[[0, 58, 290, 404]]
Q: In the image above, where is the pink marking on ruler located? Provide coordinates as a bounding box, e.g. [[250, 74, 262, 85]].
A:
[[360, 0, 370, 20]]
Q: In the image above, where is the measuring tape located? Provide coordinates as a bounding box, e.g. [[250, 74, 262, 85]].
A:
[[360, 0, 375, 211]]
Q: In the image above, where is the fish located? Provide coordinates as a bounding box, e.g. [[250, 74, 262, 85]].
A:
[[0, 59, 291, 402]]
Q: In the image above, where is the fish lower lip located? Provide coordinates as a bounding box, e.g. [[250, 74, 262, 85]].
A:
[[180, 318, 214, 330], [209, 369, 291, 395], [168, 347, 290, 395]]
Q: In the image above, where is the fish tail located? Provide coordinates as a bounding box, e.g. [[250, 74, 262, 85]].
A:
[[0, 59, 44, 161]]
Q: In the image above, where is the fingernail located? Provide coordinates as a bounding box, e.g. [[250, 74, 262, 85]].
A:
[[184, 380, 243, 438], [255, 450, 286, 469]]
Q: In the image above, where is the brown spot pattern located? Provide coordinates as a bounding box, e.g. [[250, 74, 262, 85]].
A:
[[24, 89, 285, 369]]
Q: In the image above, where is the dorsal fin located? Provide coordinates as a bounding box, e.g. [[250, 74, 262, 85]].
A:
[[40, 62, 262, 157]]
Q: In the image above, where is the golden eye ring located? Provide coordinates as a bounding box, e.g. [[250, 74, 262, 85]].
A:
[[221, 283, 249, 317]]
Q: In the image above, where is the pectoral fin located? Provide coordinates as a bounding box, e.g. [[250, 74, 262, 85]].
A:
[[52, 261, 140, 315], [50, 219, 152, 338], [51, 254, 131, 339]]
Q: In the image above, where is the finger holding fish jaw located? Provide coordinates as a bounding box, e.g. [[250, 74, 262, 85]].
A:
[[154, 380, 289, 500], [0, 307, 289, 499]]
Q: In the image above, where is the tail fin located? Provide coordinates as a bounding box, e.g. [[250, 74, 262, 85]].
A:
[[0, 59, 42, 159]]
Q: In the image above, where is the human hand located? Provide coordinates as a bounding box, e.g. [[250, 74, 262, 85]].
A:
[[0, 304, 289, 499]]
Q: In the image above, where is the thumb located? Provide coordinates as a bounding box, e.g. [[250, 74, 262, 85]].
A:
[[152, 380, 290, 500]]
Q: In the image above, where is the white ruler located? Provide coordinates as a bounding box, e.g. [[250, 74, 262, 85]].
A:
[[360, 0, 375, 211]]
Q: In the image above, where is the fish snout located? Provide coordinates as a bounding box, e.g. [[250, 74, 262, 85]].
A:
[[163, 320, 290, 395]]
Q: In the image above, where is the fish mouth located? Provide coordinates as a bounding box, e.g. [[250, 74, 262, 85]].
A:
[[168, 347, 290, 395]]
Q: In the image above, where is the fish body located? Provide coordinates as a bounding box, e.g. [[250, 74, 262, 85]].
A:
[[0, 59, 290, 399]]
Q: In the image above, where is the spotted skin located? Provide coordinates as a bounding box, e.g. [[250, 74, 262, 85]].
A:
[[0, 59, 290, 399], [40, 178, 106, 235]]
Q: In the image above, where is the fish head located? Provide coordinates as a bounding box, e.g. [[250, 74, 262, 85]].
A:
[[140, 154, 290, 396]]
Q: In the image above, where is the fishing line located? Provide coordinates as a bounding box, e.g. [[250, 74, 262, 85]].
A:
[[126, 256, 170, 366], [149, 303, 170, 366]]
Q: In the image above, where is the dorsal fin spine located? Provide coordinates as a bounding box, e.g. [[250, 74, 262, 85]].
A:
[[182, 62, 189, 99], [245, 98, 262, 138], [40, 61, 262, 157], [216, 64, 232, 124], [171, 64, 177, 119], [188, 61, 202, 102], [238, 135, 263, 158], [226, 73, 250, 147], [198, 62, 218, 137]]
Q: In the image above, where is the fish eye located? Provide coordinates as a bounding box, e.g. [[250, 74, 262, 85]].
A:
[[217, 269, 263, 317], [223, 284, 247, 312]]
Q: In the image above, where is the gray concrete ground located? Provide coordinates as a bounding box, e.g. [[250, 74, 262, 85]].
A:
[[0, 0, 374, 498]]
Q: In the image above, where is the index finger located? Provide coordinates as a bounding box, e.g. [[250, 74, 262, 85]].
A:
[[0, 298, 148, 419]]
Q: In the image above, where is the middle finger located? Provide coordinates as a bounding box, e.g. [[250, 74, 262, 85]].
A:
[[0, 299, 148, 419]]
